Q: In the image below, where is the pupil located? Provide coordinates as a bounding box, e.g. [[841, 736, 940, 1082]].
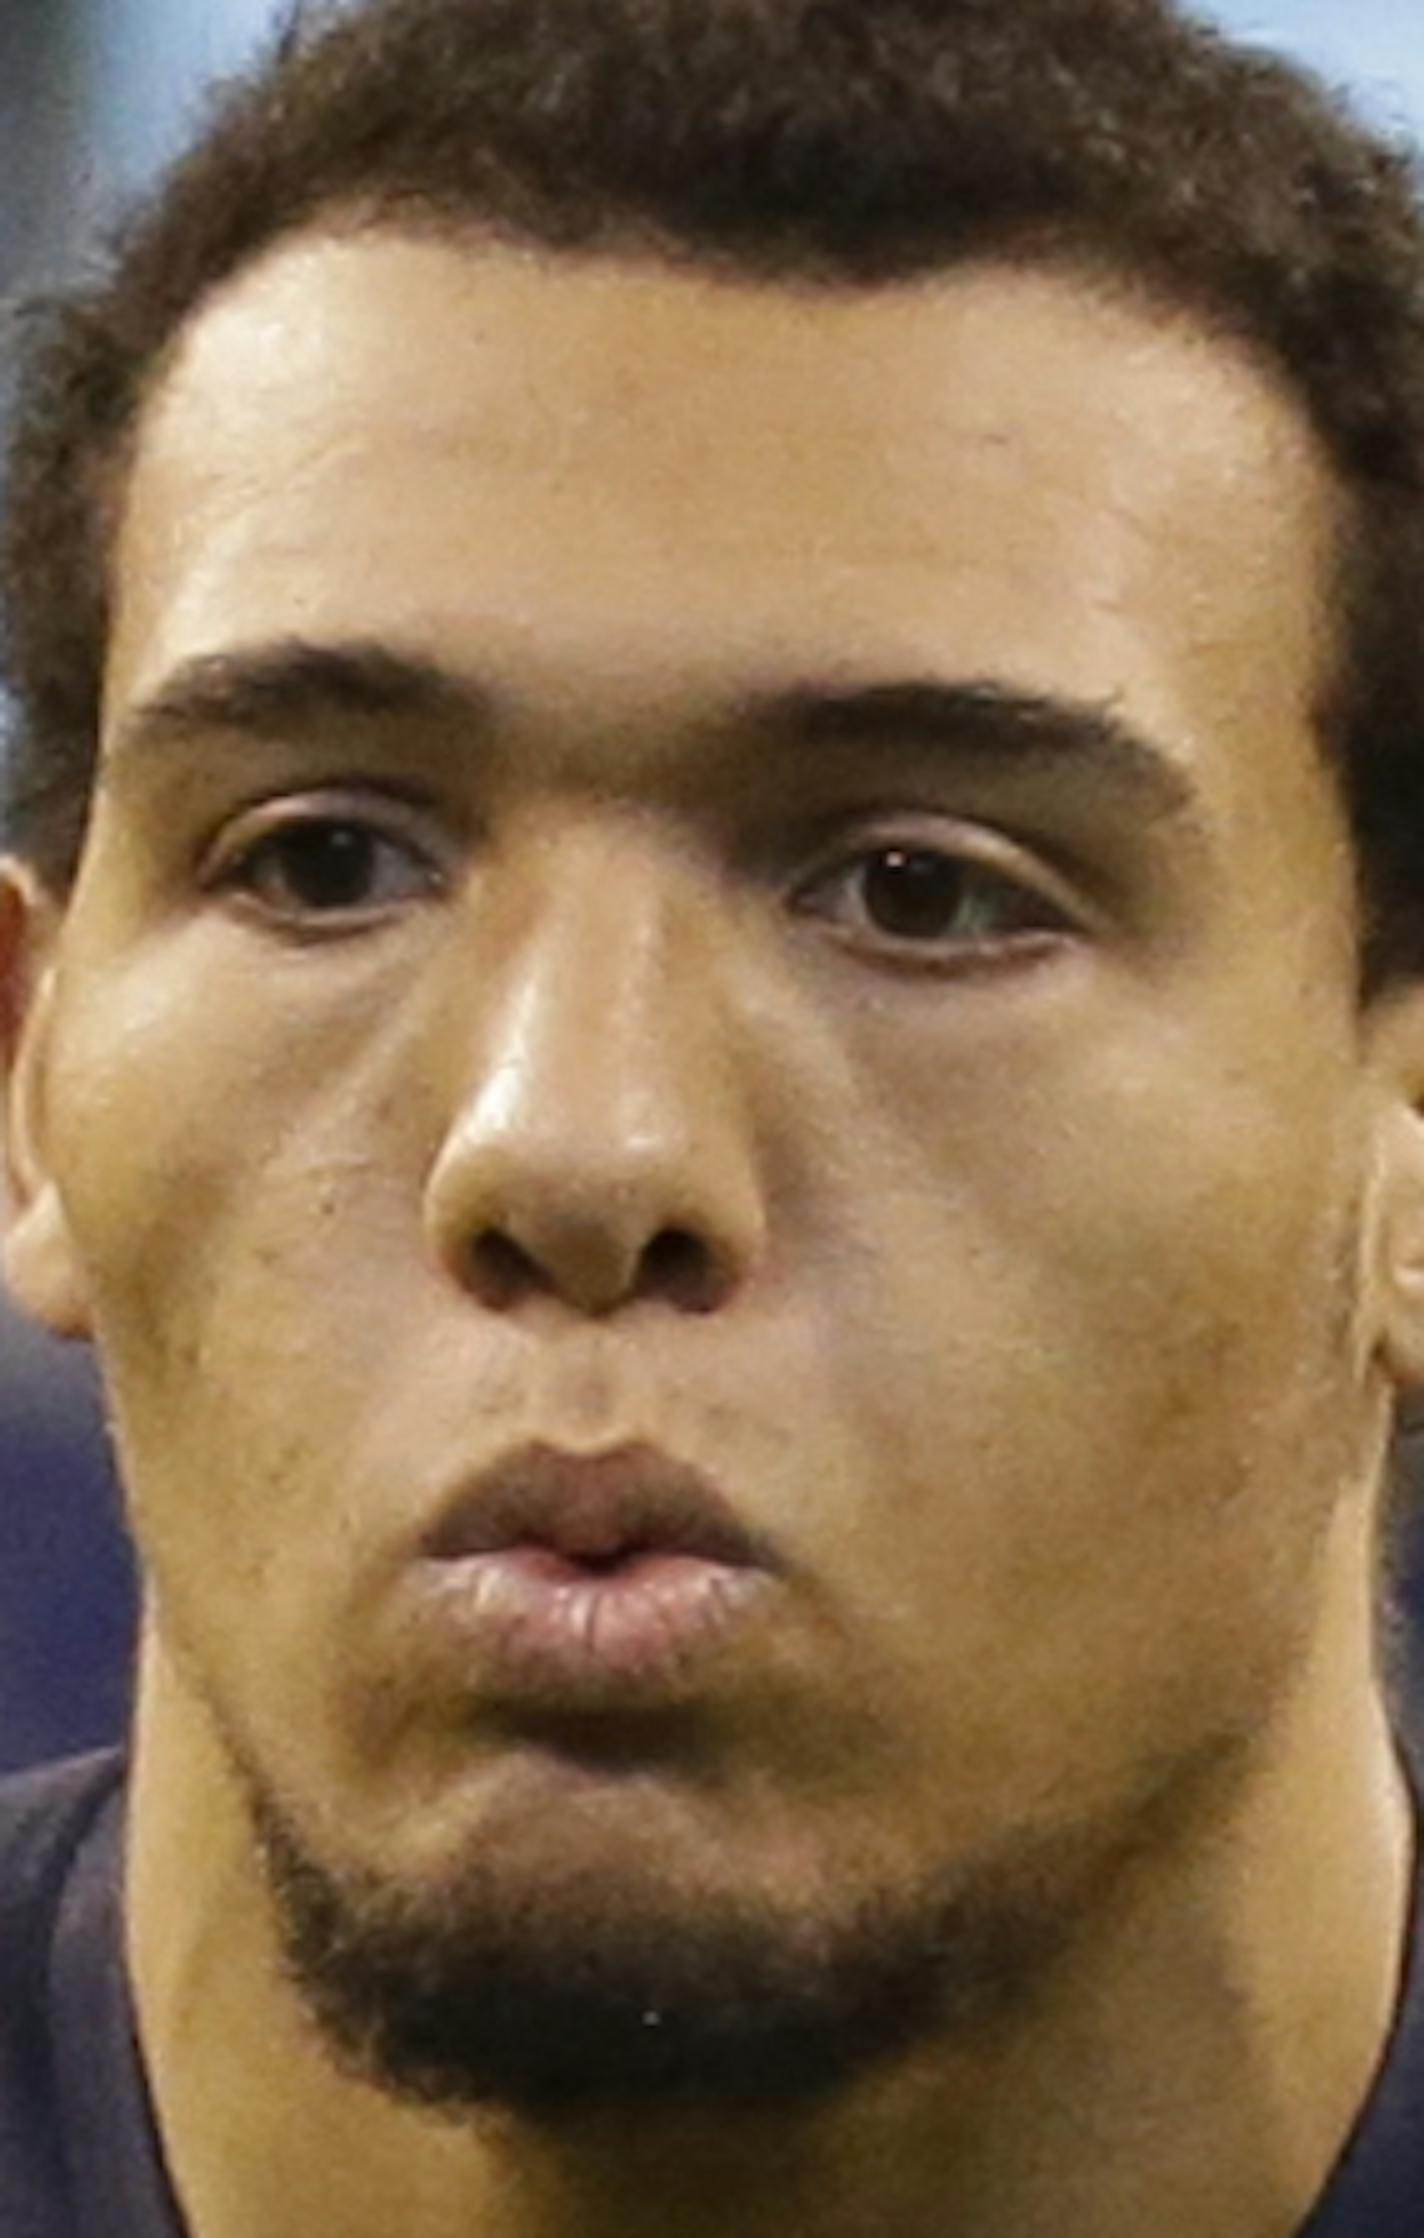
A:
[[281, 824, 375, 909], [862, 849, 964, 939]]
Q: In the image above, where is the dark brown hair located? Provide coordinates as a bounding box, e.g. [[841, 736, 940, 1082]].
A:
[[7, 0, 1424, 985]]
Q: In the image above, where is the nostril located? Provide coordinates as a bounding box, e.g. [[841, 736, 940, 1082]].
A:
[[641, 1227, 723, 1313], [469, 1229, 544, 1309], [460, 1223, 729, 1315]]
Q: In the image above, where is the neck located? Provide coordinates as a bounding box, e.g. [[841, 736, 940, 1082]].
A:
[[126, 1536, 1414, 2238]]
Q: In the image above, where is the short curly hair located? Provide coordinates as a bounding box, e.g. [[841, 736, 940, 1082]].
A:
[[6, 0, 1424, 987]]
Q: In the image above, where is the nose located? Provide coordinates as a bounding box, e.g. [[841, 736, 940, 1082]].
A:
[[423, 837, 768, 1318]]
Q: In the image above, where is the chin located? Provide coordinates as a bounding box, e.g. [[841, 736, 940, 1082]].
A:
[[237, 1744, 1149, 2125]]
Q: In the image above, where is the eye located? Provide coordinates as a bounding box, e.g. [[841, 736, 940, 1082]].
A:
[[795, 841, 1070, 960], [214, 813, 442, 923]]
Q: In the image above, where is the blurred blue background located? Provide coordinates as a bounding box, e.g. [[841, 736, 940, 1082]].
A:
[[1, 0, 1423, 1768]]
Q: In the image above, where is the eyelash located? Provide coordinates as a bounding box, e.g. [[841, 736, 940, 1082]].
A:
[[206, 797, 1077, 966], [205, 799, 445, 927], [791, 834, 1072, 963]]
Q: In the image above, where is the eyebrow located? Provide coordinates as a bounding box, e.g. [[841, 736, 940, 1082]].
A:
[[748, 676, 1199, 831], [109, 635, 1201, 832], [108, 639, 481, 764]]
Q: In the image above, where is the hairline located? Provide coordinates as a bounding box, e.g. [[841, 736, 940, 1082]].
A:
[[40, 199, 1361, 955]]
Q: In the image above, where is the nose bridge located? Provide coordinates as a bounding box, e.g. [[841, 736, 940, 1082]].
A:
[[424, 822, 766, 1314], [483, 824, 723, 1140]]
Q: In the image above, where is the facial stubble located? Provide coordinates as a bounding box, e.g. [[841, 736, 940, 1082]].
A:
[[237, 1720, 1259, 2126], [161, 1179, 1375, 2126]]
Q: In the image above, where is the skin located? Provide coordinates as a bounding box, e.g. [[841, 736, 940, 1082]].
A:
[[5, 231, 1424, 2236]]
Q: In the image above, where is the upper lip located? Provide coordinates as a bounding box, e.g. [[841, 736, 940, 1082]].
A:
[[421, 1441, 778, 1572]]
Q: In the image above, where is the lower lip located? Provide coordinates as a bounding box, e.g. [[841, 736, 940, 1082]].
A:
[[418, 1545, 769, 1698]]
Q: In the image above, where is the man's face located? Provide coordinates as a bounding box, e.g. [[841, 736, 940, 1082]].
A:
[[5, 236, 1395, 2107]]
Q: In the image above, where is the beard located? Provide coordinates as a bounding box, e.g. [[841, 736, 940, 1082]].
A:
[[236, 1730, 1246, 2126]]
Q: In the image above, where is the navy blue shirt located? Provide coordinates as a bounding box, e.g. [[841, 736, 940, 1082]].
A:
[[0, 1748, 1421, 2235]]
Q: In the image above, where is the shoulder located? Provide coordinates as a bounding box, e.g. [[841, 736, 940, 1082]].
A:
[[0, 1749, 126, 1958], [0, 1750, 126, 2238], [0, 1746, 127, 2050], [0, 1747, 126, 1860]]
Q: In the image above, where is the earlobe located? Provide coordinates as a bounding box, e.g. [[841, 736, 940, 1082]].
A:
[[1366, 985, 1424, 1398], [1374, 1108, 1424, 1395], [4, 1187, 92, 1340], [0, 862, 92, 1339]]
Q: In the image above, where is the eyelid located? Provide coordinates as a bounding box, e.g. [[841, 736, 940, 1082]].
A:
[[790, 814, 1084, 925], [198, 785, 450, 885], [196, 790, 455, 941]]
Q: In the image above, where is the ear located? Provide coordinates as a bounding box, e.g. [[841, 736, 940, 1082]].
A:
[[1364, 981, 1424, 1399], [0, 860, 92, 1339]]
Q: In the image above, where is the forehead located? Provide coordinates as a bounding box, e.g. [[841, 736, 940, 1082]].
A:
[[106, 229, 1338, 831]]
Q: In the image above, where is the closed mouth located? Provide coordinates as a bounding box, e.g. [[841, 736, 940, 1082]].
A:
[[413, 1440, 781, 1700], [422, 1439, 777, 1575]]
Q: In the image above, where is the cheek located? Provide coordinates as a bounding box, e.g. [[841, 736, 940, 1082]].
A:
[[50, 924, 424, 1303], [830, 963, 1363, 1434], [803, 988, 1367, 1755], [43, 943, 441, 1554]]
